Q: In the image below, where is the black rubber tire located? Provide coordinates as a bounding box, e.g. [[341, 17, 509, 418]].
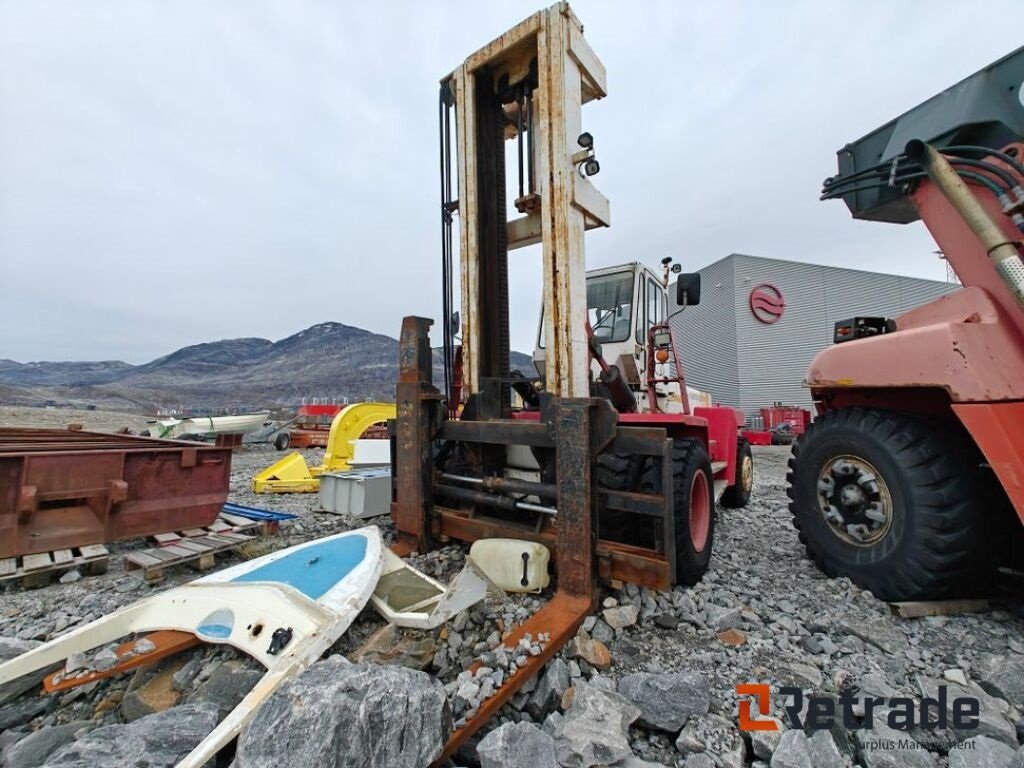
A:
[[787, 407, 988, 601], [274, 432, 291, 451], [595, 451, 643, 491], [721, 437, 753, 509], [595, 439, 715, 586], [659, 439, 715, 586]]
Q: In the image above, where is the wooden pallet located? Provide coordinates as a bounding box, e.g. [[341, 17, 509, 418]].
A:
[[0, 544, 110, 588], [146, 512, 277, 546], [122, 513, 278, 583], [889, 599, 991, 618], [125, 531, 257, 582]]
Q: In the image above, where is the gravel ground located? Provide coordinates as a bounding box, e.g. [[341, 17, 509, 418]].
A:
[[0, 406, 150, 433], [2, 410, 1024, 767]]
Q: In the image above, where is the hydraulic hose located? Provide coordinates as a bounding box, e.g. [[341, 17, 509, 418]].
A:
[[906, 140, 1024, 308], [944, 144, 1024, 178], [824, 153, 1019, 196], [821, 170, 1005, 201]]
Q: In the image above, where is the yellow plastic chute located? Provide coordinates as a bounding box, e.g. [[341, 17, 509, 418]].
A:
[[252, 402, 396, 493]]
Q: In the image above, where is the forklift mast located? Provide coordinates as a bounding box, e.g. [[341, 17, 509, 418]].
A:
[[448, 2, 609, 405], [392, 6, 614, 757], [391, 5, 748, 757]]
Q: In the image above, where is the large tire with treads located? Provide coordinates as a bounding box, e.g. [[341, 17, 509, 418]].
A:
[[596, 438, 715, 586], [786, 407, 989, 601]]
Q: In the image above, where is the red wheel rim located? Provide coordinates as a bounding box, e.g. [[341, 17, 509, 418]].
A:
[[689, 470, 711, 553]]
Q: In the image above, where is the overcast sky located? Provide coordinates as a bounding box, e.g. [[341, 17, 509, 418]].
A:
[[1, 1, 1021, 363]]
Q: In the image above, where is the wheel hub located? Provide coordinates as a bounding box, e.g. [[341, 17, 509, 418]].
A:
[[740, 454, 753, 494], [690, 470, 711, 554], [817, 456, 892, 545]]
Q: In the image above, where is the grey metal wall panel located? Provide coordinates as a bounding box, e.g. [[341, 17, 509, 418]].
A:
[[671, 256, 739, 407], [733, 254, 956, 415], [732, 255, 829, 414], [896, 277, 960, 312], [676, 254, 956, 417]]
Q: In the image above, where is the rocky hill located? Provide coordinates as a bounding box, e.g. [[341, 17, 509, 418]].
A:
[[0, 322, 536, 412], [0, 359, 134, 387]]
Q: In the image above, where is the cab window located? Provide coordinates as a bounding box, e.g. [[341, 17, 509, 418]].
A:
[[646, 278, 661, 338], [587, 271, 634, 343], [634, 277, 645, 343]]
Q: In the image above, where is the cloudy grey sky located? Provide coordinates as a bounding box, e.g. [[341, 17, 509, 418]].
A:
[[1, 1, 1021, 363]]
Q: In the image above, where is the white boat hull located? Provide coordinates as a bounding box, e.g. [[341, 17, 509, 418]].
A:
[[0, 527, 383, 768], [150, 412, 271, 440]]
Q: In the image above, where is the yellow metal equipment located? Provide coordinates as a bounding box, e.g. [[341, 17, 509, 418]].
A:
[[251, 402, 396, 493]]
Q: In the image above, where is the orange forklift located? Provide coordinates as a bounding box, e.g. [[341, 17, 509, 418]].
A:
[[788, 47, 1024, 601]]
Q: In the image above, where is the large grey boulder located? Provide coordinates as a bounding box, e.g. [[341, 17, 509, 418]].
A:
[[770, 730, 848, 768], [839, 619, 904, 654], [0, 638, 44, 707], [750, 718, 784, 759], [975, 654, 1024, 709], [188, 660, 263, 718], [553, 683, 640, 768], [947, 735, 1015, 768], [476, 722, 557, 768], [674, 714, 746, 768], [770, 731, 813, 768], [776, 661, 823, 690], [234, 657, 451, 768], [2, 720, 92, 768], [0, 698, 48, 731], [916, 675, 1017, 747], [527, 659, 571, 721], [41, 703, 219, 767], [0, 731, 26, 752], [616, 671, 709, 731]]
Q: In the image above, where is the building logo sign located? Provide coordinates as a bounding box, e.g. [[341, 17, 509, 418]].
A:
[[749, 283, 785, 324]]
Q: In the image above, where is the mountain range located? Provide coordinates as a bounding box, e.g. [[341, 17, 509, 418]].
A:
[[0, 322, 535, 412]]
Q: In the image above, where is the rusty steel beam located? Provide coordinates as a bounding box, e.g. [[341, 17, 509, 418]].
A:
[[436, 592, 591, 763], [43, 630, 201, 693], [552, 398, 596, 598], [392, 316, 443, 554], [438, 420, 553, 447], [0, 428, 231, 559]]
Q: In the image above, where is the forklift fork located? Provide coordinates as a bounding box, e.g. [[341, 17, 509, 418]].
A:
[[391, 317, 602, 760], [392, 317, 682, 759]]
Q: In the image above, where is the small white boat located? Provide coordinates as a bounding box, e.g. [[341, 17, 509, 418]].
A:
[[148, 412, 271, 440], [0, 526, 383, 768]]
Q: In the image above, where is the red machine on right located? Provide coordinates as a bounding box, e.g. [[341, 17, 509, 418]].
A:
[[787, 47, 1024, 601]]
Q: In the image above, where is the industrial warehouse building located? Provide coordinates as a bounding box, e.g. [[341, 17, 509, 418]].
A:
[[671, 253, 956, 416]]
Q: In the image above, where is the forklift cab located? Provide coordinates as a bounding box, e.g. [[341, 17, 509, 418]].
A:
[[533, 261, 695, 413]]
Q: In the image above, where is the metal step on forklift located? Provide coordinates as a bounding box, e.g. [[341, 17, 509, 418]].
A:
[[787, 46, 1024, 602], [389, 2, 752, 756]]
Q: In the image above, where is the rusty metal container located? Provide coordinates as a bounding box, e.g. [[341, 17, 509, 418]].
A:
[[0, 428, 232, 558]]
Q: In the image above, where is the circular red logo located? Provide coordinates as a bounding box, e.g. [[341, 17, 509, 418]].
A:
[[749, 283, 785, 324]]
